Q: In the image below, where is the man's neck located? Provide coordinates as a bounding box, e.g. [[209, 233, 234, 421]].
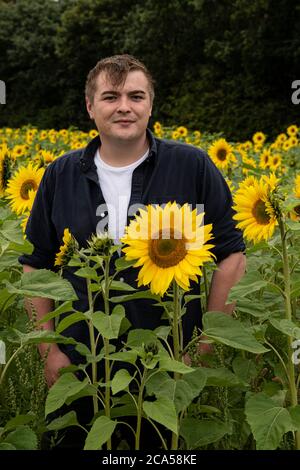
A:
[[99, 134, 149, 167]]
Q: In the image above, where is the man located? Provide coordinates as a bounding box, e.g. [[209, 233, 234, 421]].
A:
[[20, 54, 245, 392]]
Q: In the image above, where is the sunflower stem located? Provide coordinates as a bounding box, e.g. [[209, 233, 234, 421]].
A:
[[135, 368, 147, 450], [103, 256, 112, 450], [279, 217, 300, 450], [171, 281, 181, 450], [86, 277, 99, 417], [203, 265, 209, 312]]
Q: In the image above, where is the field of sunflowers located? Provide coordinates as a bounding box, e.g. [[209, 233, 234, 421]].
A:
[[0, 123, 300, 450]]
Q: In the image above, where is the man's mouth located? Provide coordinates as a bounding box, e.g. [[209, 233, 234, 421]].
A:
[[114, 120, 135, 124]]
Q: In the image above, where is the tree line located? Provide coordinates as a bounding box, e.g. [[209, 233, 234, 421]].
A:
[[0, 0, 299, 140]]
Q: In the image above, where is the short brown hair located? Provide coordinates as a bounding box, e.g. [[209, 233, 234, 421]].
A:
[[85, 54, 155, 103]]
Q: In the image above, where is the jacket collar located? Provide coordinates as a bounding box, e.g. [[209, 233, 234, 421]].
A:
[[79, 128, 157, 173]]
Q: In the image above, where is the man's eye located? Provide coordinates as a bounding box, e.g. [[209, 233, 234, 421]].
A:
[[132, 95, 143, 101], [104, 96, 116, 101]]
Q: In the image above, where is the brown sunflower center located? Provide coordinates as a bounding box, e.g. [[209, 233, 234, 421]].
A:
[[20, 180, 37, 200], [294, 204, 300, 216], [216, 148, 227, 161], [252, 200, 271, 225], [149, 229, 187, 268]]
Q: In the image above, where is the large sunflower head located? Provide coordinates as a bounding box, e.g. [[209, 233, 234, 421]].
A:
[[5, 163, 44, 214], [208, 138, 236, 170], [54, 228, 78, 267], [121, 202, 215, 296], [233, 179, 277, 243]]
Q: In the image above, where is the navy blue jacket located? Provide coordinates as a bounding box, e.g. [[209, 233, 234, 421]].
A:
[[19, 129, 245, 361]]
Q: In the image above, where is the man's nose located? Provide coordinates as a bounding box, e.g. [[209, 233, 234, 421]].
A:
[[117, 96, 131, 113]]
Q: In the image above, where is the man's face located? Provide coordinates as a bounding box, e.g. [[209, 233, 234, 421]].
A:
[[86, 70, 153, 143]]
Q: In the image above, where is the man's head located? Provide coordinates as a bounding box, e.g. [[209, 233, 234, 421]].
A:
[[85, 54, 155, 105], [85, 55, 154, 145]]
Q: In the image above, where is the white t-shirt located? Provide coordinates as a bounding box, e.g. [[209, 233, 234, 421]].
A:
[[94, 148, 149, 244]]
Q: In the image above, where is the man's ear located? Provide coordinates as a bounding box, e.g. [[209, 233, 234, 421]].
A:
[[86, 96, 94, 120]]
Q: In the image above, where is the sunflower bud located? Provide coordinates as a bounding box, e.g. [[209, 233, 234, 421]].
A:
[[88, 232, 114, 257], [141, 341, 160, 369]]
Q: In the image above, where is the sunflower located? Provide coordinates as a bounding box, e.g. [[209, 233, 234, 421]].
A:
[[238, 175, 258, 191], [233, 179, 277, 243], [259, 149, 271, 169], [282, 140, 292, 152], [253, 132, 266, 146], [261, 173, 280, 191], [5, 163, 44, 214], [121, 202, 215, 296], [55, 228, 77, 267], [241, 152, 256, 169], [287, 137, 298, 148], [176, 126, 188, 138], [287, 125, 298, 137], [153, 121, 162, 135], [269, 154, 282, 172], [276, 133, 287, 144], [208, 138, 236, 170], [89, 129, 98, 139]]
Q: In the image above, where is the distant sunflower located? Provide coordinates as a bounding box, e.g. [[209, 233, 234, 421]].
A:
[[89, 129, 98, 139], [176, 126, 188, 138], [253, 132, 266, 146], [238, 175, 258, 191], [122, 202, 215, 296], [282, 141, 292, 152], [259, 149, 271, 169], [261, 173, 280, 191], [208, 138, 236, 170], [5, 163, 44, 214], [276, 133, 287, 144], [153, 121, 162, 135], [269, 154, 282, 172], [55, 228, 77, 267], [12, 144, 27, 159], [233, 179, 277, 243], [287, 125, 298, 137]]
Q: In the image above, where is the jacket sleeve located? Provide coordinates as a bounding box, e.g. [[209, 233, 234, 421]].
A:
[[19, 162, 60, 270], [197, 152, 245, 263]]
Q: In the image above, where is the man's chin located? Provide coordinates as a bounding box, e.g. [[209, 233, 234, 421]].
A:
[[113, 130, 143, 142]]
